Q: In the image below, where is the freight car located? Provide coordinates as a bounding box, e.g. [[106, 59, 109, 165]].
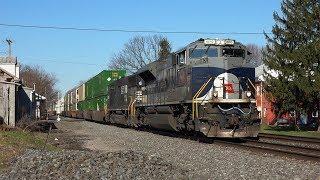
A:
[[64, 87, 77, 118], [64, 38, 261, 138], [64, 70, 126, 121]]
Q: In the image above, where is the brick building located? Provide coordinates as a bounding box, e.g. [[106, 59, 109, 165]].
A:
[[255, 64, 279, 125]]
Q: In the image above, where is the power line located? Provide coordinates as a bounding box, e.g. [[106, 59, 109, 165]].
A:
[[0, 23, 271, 35]]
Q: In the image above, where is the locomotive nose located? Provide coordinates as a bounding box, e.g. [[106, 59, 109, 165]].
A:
[[213, 73, 239, 99]]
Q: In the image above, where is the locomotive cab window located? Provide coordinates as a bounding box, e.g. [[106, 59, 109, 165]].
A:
[[222, 48, 245, 58], [189, 47, 218, 59], [207, 47, 218, 57], [178, 51, 186, 64]]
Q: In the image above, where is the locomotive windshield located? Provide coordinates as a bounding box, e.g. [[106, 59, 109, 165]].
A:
[[189, 47, 218, 59], [222, 48, 245, 58]]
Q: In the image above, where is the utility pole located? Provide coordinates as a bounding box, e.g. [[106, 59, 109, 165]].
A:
[[5, 39, 13, 57], [57, 92, 61, 121], [45, 87, 48, 121], [58, 92, 60, 114]]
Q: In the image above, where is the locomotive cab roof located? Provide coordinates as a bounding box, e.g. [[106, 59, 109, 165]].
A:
[[126, 38, 252, 86], [175, 38, 244, 54]]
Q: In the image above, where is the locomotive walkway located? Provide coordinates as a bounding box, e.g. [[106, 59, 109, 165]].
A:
[[42, 117, 320, 179]]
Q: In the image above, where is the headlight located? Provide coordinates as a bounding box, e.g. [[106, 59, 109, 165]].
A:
[[246, 91, 252, 98], [213, 91, 218, 98]]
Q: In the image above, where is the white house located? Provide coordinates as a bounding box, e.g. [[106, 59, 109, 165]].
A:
[[0, 57, 20, 79]]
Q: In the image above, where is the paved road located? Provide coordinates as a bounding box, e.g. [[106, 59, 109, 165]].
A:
[[53, 117, 320, 179]]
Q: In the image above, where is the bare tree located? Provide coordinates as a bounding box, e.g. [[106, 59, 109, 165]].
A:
[[246, 44, 264, 66], [108, 35, 171, 74], [20, 64, 59, 102], [78, 80, 86, 86]]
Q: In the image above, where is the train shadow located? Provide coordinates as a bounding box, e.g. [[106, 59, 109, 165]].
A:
[[85, 118, 247, 144], [61, 117, 247, 144], [136, 127, 248, 144]]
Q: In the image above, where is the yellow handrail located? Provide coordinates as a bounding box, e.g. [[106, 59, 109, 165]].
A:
[[131, 99, 136, 117], [192, 82, 208, 119], [192, 77, 213, 120], [195, 78, 213, 118], [127, 97, 133, 116], [247, 78, 257, 92]]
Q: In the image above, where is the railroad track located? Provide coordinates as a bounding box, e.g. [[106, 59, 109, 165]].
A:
[[214, 134, 320, 162], [258, 133, 320, 146]]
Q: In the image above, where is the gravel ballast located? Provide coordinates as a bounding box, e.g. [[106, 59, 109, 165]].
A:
[[62, 119, 320, 179], [0, 149, 193, 180], [2, 118, 320, 179]]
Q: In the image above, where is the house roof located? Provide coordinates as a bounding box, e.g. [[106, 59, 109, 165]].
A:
[[255, 64, 279, 82], [0, 67, 19, 81], [34, 92, 46, 100]]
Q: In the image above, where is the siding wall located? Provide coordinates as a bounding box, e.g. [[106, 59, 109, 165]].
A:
[[255, 82, 276, 124], [0, 82, 16, 126]]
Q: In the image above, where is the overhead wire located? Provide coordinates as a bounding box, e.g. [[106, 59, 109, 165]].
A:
[[0, 23, 271, 35], [0, 23, 270, 67]]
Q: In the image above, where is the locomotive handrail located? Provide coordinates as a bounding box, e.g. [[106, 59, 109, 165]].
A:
[[195, 77, 213, 119], [131, 99, 136, 117], [196, 78, 213, 118], [192, 77, 213, 120], [247, 78, 257, 92], [127, 97, 134, 117], [192, 82, 206, 120]]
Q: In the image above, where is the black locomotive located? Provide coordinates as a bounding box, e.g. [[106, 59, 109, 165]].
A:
[[107, 38, 260, 138]]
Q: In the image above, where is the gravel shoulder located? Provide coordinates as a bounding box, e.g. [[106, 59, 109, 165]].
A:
[[1, 149, 192, 180], [51, 118, 320, 179], [1, 117, 320, 179]]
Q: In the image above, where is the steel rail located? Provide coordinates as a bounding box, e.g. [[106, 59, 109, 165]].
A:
[[214, 139, 320, 162], [245, 139, 320, 155], [258, 133, 320, 145]]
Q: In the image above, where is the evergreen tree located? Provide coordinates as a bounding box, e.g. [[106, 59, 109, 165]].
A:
[[264, 0, 320, 127], [158, 38, 171, 61]]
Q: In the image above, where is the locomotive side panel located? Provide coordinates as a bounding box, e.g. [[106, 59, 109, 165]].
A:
[[108, 75, 141, 125]]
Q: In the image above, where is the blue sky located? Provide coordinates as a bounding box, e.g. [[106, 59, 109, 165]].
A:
[[0, 0, 281, 93]]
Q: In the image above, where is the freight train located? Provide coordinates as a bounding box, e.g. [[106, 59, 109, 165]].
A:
[[63, 38, 261, 138]]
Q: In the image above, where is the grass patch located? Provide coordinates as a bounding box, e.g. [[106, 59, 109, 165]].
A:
[[260, 123, 320, 139], [0, 129, 58, 169]]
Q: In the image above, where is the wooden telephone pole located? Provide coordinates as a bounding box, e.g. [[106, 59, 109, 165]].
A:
[[5, 39, 13, 57]]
